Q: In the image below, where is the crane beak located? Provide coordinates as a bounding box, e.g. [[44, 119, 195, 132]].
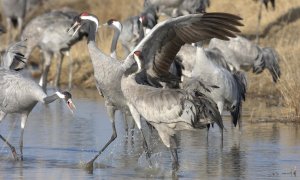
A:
[[66, 99, 76, 114], [102, 23, 108, 26], [67, 21, 81, 37]]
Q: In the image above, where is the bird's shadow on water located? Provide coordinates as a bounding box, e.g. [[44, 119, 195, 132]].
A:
[[244, 6, 300, 40]]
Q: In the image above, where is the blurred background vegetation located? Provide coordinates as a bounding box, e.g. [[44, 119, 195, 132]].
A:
[[0, 0, 300, 120]]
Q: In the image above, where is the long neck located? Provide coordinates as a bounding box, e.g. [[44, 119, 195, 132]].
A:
[[110, 27, 120, 58], [86, 22, 109, 67], [87, 22, 97, 43], [43, 94, 59, 104]]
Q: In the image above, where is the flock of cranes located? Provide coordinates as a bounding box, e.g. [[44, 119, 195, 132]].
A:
[[0, 0, 281, 173]]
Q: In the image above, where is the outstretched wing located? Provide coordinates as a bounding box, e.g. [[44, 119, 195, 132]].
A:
[[125, 12, 243, 81]]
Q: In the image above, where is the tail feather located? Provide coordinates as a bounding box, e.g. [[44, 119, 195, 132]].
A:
[[193, 92, 224, 131], [230, 102, 242, 127], [231, 71, 247, 127]]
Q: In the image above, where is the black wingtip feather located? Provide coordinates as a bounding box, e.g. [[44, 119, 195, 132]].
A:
[[204, 12, 243, 21]]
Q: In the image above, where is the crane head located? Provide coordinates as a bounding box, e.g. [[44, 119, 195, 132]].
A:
[[68, 12, 99, 37], [56, 91, 76, 113], [139, 15, 148, 27], [104, 19, 123, 32]]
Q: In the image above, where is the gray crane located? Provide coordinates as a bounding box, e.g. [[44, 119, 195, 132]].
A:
[[144, 0, 210, 17], [177, 44, 247, 128], [68, 11, 241, 171], [1, 0, 26, 42], [107, 12, 241, 170], [67, 12, 154, 173], [0, 44, 75, 160], [122, 51, 224, 170], [208, 35, 281, 83], [21, 8, 88, 91]]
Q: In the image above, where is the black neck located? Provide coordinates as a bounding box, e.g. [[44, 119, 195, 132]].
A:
[[43, 94, 59, 104], [87, 22, 97, 43]]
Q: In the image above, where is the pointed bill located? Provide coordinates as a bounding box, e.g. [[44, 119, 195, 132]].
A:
[[67, 99, 76, 114]]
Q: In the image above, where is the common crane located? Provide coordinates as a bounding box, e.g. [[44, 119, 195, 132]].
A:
[[177, 44, 247, 128], [67, 11, 242, 172], [208, 35, 281, 83], [0, 43, 75, 160], [21, 8, 88, 91]]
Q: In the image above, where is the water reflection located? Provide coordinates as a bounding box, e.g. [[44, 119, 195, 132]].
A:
[[0, 88, 299, 179]]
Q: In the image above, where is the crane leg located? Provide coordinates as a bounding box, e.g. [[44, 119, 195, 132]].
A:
[[206, 123, 210, 141], [67, 52, 73, 90], [85, 104, 117, 174], [140, 129, 151, 160], [256, 1, 263, 44], [19, 113, 28, 161], [127, 103, 151, 160], [55, 53, 64, 88], [170, 136, 179, 171], [0, 111, 18, 160]]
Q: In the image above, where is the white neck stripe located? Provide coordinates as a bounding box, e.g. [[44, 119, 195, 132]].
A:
[[56, 91, 66, 99], [112, 21, 122, 32], [80, 16, 99, 30]]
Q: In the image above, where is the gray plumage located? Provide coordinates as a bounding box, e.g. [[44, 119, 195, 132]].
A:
[[1, 0, 26, 42], [1, 40, 26, 70], [26, 0, 44, 12], [144, 0, 210, 17], [205, 47, 231, 71], [118, 16, 144, 57], [68, 12, 240, 170], [140, 6, 158, 29], [120, 12, 242, 169], [118, 7, 158, 56], [178, 44, 247, 127], [68, 13, 153, 173], [0, 45, 75, 161], [21, 8, 87, 91], [208, 35, 281, 82]]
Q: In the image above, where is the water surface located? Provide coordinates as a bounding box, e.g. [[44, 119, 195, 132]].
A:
[[0, 88, 299, 179]]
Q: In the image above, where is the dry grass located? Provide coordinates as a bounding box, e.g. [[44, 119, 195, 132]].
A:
[[1, 0, 300, 119]]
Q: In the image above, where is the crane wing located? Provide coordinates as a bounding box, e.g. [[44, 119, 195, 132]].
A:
[[124, 12, 243, 81]]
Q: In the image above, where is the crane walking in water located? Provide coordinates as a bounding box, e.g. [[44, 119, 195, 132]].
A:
[[68, 11, 242, 171], [0, 42, 76, 160]]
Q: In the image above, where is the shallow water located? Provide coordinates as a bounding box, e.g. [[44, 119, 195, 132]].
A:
[[0, 88, 299, 179]]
